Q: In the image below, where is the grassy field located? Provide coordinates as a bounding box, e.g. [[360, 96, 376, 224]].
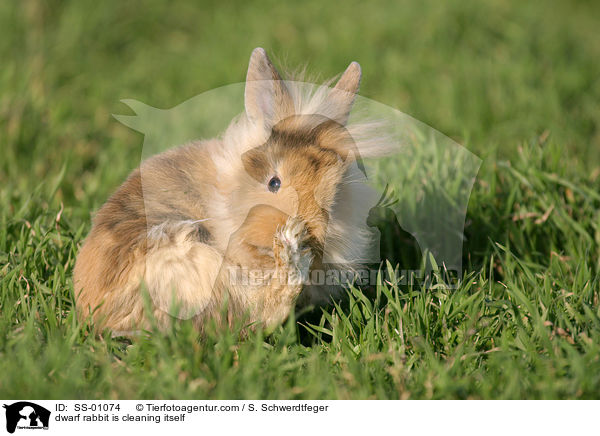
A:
[[1, 0, 600, 399]]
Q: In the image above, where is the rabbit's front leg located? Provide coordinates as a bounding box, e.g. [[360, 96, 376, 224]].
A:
[[258, 216, 313, 327]]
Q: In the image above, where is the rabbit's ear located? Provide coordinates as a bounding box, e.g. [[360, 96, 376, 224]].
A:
[[245, 48, 294, 127], [325, 61, 362, 125]]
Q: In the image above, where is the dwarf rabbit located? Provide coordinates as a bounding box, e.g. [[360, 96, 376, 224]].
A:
[[74, 47, 386, 334]]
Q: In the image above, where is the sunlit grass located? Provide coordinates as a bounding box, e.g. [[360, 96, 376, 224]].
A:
[[1, 0, 599, 399]]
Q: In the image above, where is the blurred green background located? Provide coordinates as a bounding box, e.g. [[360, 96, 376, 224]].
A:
[[1, 0, 600, 399], [2, 0, 599, 213]]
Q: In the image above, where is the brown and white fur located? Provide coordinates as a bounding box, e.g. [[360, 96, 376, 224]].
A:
[[74, 48, 386, 334]]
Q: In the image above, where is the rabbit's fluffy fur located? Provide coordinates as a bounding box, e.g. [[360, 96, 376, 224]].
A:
[[74, 48, 386, 333]]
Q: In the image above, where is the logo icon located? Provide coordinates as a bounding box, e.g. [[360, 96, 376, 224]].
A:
[[2, 402, 50, 433]]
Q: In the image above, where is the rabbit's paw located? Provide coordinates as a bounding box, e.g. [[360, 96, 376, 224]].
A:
[[274, 216, 313, 285]]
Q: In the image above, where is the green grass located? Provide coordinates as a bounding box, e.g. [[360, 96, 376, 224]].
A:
[[1, 0, 600, 399]]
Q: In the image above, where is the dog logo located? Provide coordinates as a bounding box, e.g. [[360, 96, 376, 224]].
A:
[[2, 402, 50, 433]]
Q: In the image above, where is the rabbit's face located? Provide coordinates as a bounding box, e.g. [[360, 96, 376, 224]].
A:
[[240, 116, 352, 252], [227, 48, 362, 253]]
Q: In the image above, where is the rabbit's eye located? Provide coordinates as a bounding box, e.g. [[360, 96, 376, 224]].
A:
[[268, 176, 281, 193]]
